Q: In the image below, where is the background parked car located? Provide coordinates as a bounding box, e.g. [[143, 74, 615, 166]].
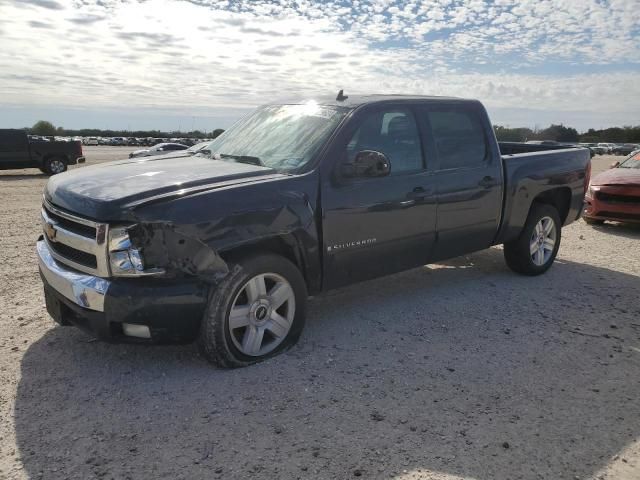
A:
[[584, 150, 640, 225], [579, 143, 606, 155], [597, 142, 616, 153], [525, 140, 560, 146], [0, 128, 85, 175], [129, 142, 188, 158], [612, 143, 639, 156]]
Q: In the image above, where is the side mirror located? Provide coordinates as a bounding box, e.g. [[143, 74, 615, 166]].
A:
[[341, 150, 390, 178], [610, 161, 620, 169]]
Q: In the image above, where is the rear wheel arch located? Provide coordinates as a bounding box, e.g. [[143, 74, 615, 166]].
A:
[[530, 187, 572, 225]]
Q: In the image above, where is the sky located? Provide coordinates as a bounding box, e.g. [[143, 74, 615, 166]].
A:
[[0, 0, 639, 132]]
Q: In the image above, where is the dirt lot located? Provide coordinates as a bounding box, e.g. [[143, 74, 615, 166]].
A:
[[1, 148, 639, 479]]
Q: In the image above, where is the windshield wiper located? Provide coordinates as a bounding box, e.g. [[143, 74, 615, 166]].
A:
[[215, 153, 265, 167]]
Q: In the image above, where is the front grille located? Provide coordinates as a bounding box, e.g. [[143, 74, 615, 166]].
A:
[[47, 240, 98, 268], [44, 207, 96, 238], [42, 200, 110, 276], [596, 192, 640, 205]]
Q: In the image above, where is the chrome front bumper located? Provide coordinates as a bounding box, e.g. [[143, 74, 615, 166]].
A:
[[37, 240, 110, 312]]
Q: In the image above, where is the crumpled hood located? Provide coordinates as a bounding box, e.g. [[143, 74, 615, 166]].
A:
[[44, 155, 283, 220], [591, 167, 640, 186]]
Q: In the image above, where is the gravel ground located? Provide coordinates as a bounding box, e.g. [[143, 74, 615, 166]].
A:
[[1, 148, 639, 480]]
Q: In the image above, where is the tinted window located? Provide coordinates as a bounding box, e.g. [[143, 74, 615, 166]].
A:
[[0, 130, 27, 152], [346, 109, 423, 173], [426, 109, 487, 169]]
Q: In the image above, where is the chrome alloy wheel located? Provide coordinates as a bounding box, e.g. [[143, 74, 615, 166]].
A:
[[529, 216, 556, 266], [50, 159, 66, 174], [228, 273, 296, 356]]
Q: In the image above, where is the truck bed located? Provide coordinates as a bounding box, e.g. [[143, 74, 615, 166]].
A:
[[495, 144, 591, 245]]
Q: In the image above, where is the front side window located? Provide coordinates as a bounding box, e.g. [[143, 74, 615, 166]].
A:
[[206, 103, 347, 172], [424, 108, 487, 169], [345, 109, 423, 174]]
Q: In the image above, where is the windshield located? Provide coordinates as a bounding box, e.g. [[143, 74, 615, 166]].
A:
[[205, 103, 347, 172], [619, 151, 640, 168]]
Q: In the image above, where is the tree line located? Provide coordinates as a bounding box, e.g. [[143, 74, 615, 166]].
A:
[[493, 124, 640, 144], [28, 120, 224, 139], [26, 119, 640, 144]]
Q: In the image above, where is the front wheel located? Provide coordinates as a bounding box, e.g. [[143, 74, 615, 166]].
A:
[[198, 254, 307, 368], [504, 203, 561, 276]]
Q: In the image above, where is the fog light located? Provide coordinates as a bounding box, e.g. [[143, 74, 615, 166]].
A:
[[122, 323, 151, 339]]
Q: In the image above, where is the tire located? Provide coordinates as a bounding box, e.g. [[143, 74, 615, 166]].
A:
[[503, 203, 561, 276], [43, 157, 67, 175], [584, 217, 604, 225], [198, 254, 307, 368]]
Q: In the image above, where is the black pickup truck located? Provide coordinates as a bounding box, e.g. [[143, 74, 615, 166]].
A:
[[37, 95, 591, 367], [0, 129, 85, 175]]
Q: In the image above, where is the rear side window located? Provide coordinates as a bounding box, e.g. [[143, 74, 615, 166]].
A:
[[0, 130, 26, 153], [425, 109, 487, 169]]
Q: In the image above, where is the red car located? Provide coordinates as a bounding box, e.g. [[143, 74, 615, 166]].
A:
[[584, 151, 640, 224]]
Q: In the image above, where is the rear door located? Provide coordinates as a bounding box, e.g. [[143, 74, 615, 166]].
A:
[[321, 104, 438, 288], [0, 130, 31, 169], [416, 103, 502, 261]]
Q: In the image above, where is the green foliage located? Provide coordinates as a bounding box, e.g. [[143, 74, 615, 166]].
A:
[[494, 125, 533, 142], [211, 128, 225, 139], [494, 125, 640, 144], [535, 124, 579, 142], [31, 120, 57, 136], [579, 126, 640, 143], [33, 126, 222, 140]]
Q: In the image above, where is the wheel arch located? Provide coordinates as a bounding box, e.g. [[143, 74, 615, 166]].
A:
[[530, 187, 572, 225], [42, 153, 69, 165], [218, 233, 319, 294]]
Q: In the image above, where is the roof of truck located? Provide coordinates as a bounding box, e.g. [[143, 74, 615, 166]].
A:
[[277, 94, 471, 108]]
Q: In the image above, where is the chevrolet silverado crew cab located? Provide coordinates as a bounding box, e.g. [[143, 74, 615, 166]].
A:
[[0, 129, 85, 175], [37, 94, 591, 367]]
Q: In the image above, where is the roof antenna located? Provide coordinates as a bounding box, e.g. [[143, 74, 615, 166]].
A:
[[336, 89, 348, 102]]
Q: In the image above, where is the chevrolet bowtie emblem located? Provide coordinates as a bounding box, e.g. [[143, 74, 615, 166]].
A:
[[44, 221, 57, 242]]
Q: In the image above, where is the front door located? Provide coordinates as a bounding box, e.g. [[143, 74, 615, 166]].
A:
[[321, 105, 438, 289]]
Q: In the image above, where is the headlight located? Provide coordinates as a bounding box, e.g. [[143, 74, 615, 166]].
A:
[[108, 226, 161, 277]]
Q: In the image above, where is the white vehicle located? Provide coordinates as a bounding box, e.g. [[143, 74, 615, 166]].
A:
[[128, 142, 188, 158], [85, 137, 99, 146], [597, 143, 616, 153]]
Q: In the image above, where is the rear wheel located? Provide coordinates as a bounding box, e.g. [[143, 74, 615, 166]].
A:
[[198, 254, 307, 368], [43, 157, 67, 175], [504, 203, 561, 276]]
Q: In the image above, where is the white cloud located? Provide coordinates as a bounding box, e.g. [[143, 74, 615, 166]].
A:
[[0, 0, 638, 129]]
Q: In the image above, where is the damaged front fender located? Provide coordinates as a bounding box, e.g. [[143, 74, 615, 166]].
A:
[[130, 223, 229, 282]]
